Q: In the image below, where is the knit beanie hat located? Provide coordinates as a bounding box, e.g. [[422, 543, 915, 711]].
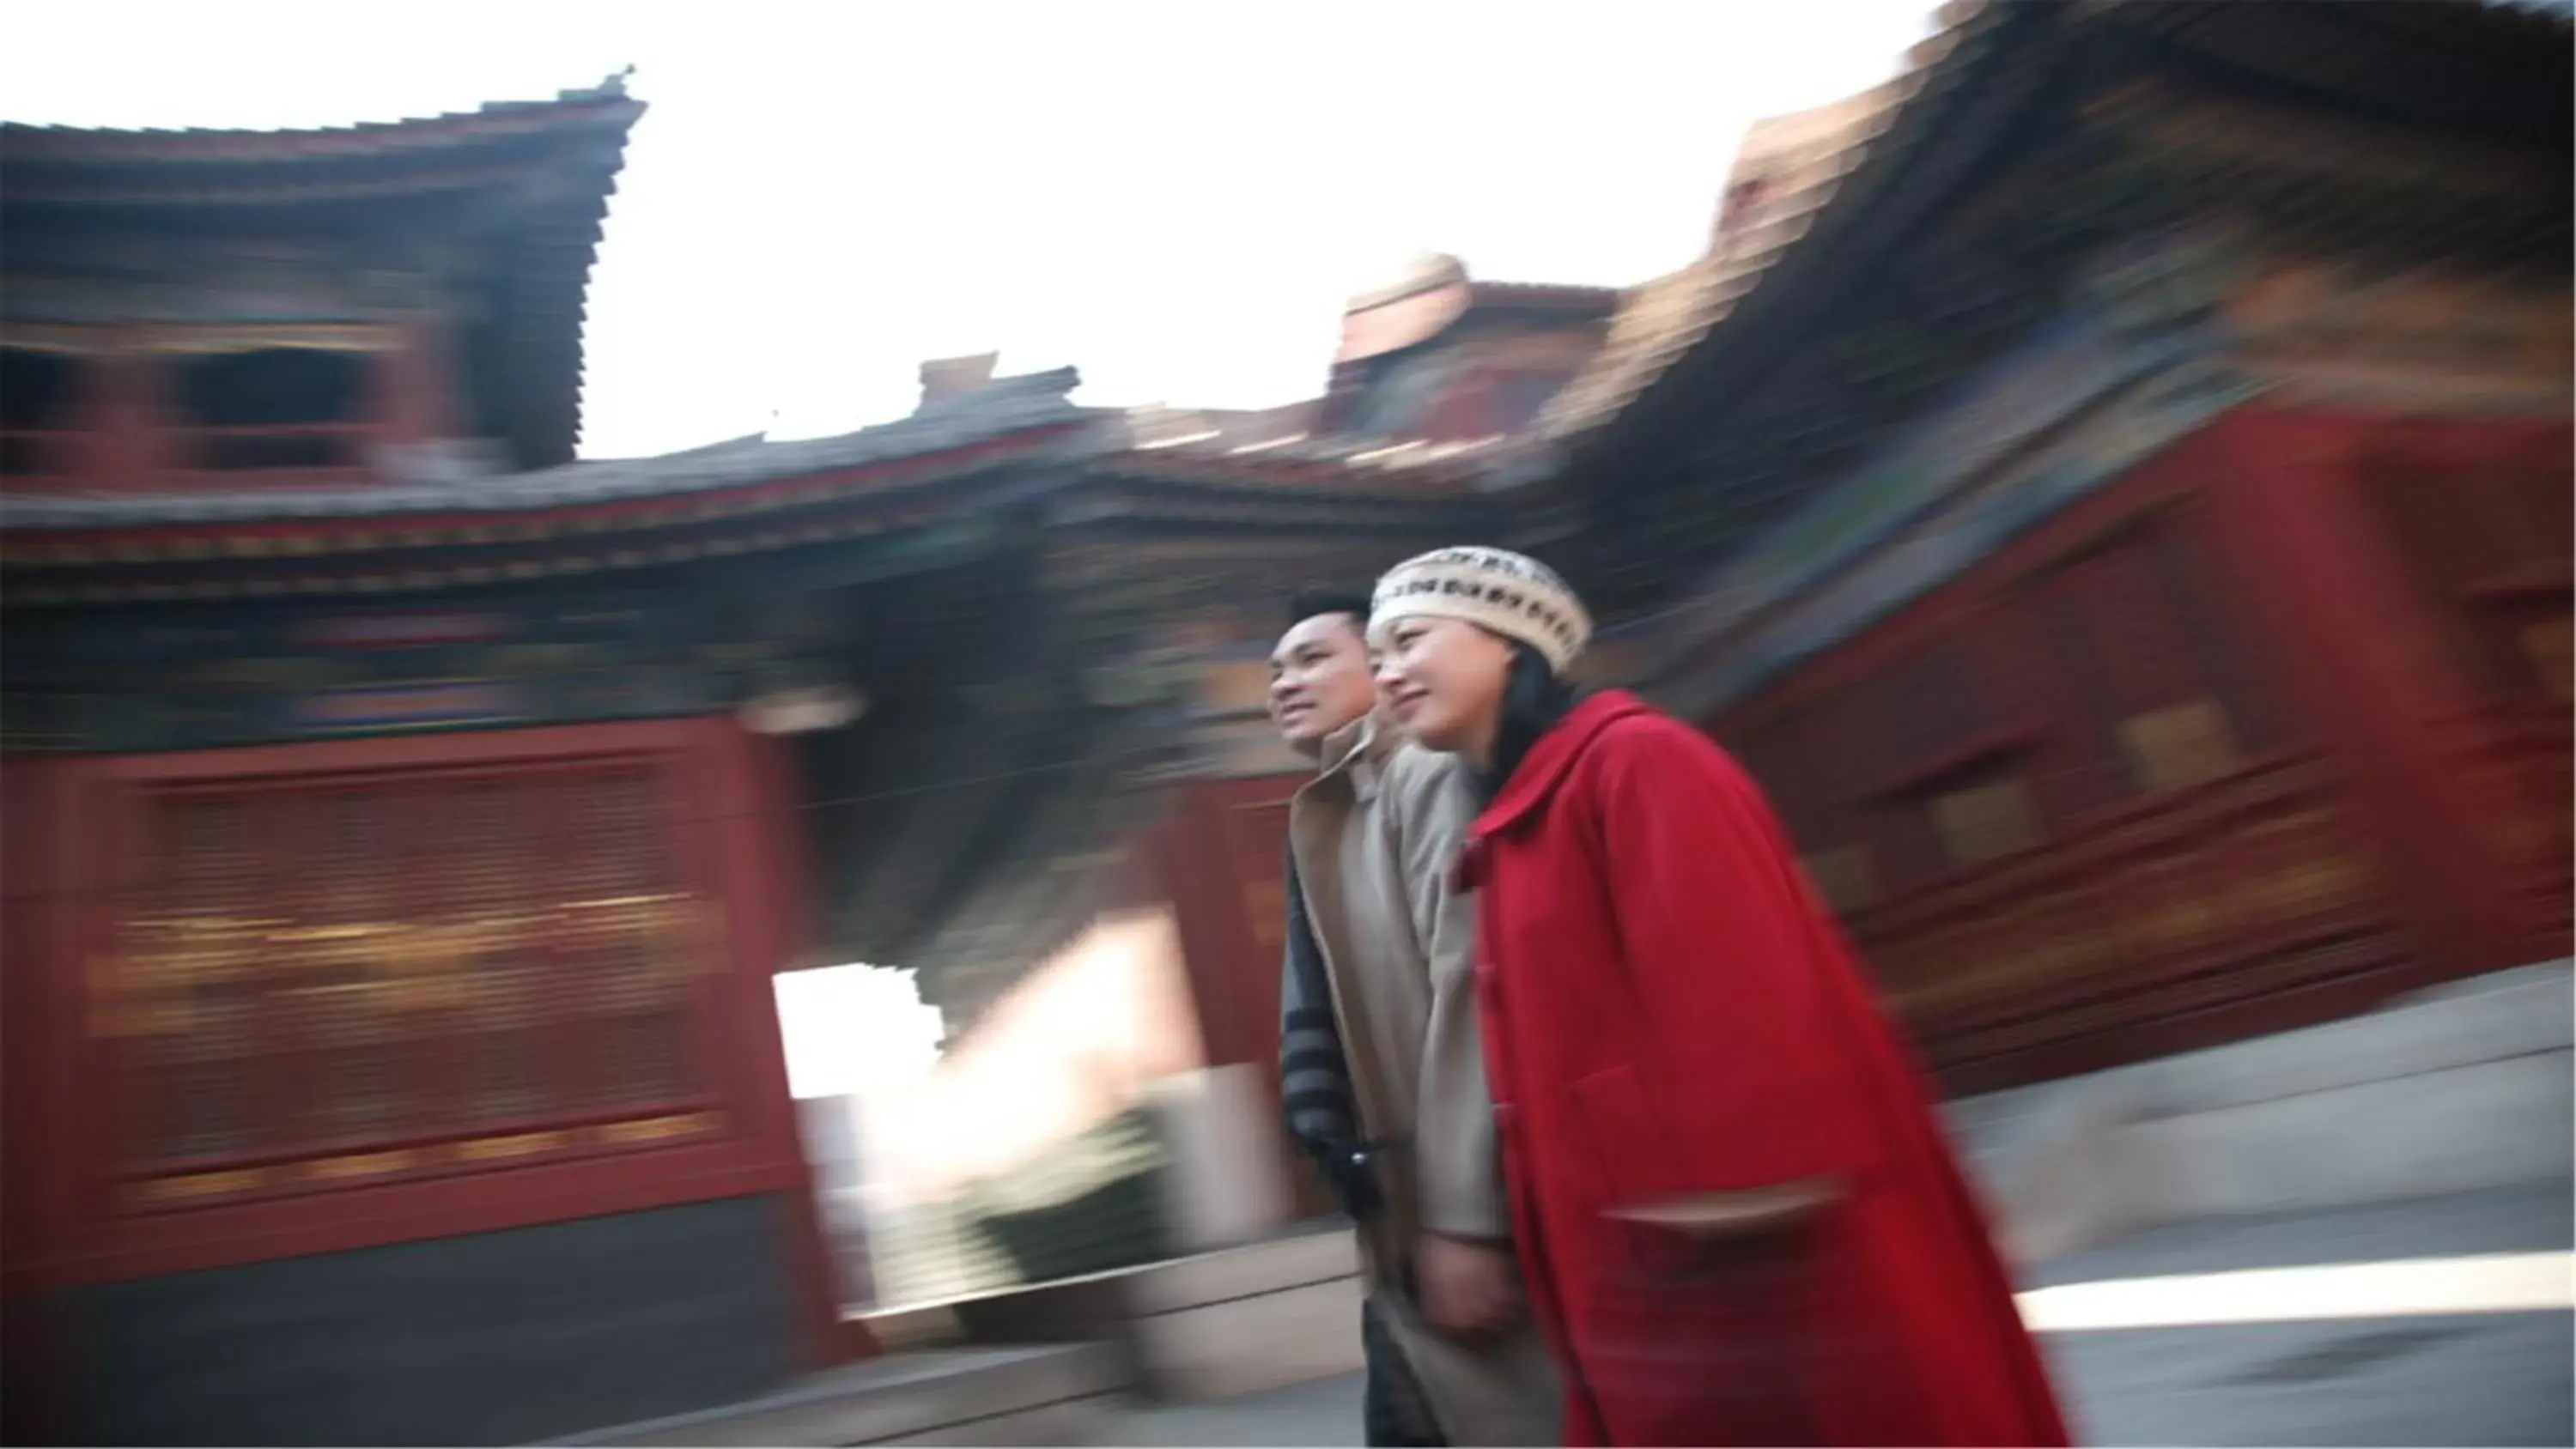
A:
[[1368, 546, 1592, 675]]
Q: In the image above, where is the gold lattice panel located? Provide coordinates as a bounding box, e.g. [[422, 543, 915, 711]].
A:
[[1800, 846, 1880, 915], [2121, 699, 2243, 795], [1931, 777, 2042, 870], [101, 764, 716, 1191]]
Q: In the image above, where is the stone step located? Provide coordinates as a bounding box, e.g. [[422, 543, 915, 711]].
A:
[[549, 1343, 1128, 1447], [1128, 1234, 1365, 1402], [931, 1223, 1369, 1402], [1950, 959, 2573, 1264]]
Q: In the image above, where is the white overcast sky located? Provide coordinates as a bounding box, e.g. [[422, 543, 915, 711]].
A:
[[5, 1, 1936, 460]]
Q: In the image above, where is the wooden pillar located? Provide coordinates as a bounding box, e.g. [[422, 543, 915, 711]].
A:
[[81, 337, 177, 490], [2202, 405, 2548, 980], [703, 719, 877, 1363], [1, 753, 76, 1445], [1138, 773, 1334, 1219], [1139, 779, 1294, 1082], [372, 318, 463, 448]]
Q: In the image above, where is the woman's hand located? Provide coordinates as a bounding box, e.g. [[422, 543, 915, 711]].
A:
[[1416, 1233, 1525, 1340]]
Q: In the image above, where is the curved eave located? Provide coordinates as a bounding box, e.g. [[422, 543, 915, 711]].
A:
[[0, 79, 645, 197], [2, 399, 1110, 604], [3, 371, 1093, 520], [500, 190, 626, 470], [1057, 459, 1501, 540], [6, 426, 1078, 545]]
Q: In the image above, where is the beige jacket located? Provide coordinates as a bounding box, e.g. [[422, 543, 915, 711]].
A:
[[1289, 712, 1562, 1446]]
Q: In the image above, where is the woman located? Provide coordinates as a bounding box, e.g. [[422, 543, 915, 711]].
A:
[[1368, 546, 2071, 1448]]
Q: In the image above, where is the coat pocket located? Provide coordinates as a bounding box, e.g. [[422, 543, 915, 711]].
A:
[[1571, 1063, 1818, 1285], [1567, 1061, 1672, 1210]]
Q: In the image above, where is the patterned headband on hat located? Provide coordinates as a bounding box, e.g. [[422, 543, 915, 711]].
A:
[[1368, 546, 1593, 674]]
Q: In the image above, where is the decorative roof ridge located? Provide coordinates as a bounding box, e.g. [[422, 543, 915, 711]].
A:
[[0, 368, 1102, 531], [912, 366, 1085, 417], [0, 71, 641, 155]]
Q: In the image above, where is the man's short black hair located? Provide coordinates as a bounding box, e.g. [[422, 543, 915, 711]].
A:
[[1285, 590, 1372, 634]]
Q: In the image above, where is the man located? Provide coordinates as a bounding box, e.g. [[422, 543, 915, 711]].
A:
[[1269, 591, 1562, 1447]]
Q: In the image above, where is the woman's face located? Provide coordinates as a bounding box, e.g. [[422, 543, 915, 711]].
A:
[[1375, 615, 1516, 761]]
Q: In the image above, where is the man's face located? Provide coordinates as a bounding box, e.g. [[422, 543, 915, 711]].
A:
[[1268, 611, 1376, 749]]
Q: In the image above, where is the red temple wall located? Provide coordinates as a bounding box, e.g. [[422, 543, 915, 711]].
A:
[[1137, 771, 1327, 1214], [0, 716, 850, 1361], [1709, 402, 2570, 1093], [2202, 407, 2571, 970], [1139, 774, 1303, 1082], [1119, 402, 2569, 1111]]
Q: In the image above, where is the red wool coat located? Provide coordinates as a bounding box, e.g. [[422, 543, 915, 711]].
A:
[[1455, 691, 2072, 1447]]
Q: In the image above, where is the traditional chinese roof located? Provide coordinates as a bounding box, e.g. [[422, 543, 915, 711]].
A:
[[0, 75, 646, 470], [1335, 265, 1617, 371], [1097, 428, 1513, 498], [1541, 3, 1993, 440], [0, 371, 1108, 603], [772, 408, 1516, 1024], [1546, 0, 2572, 449], [1123, 400, 1320, 452], [3, 370, 1089, 530], [1528, 0, 2569, 633], [1317, 264, 1619, 442], [0, 76, 640, 190]]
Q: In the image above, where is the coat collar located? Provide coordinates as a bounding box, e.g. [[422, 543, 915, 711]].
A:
[[1469, 688, 1654, 840], [1312, 706, 1403, 801]]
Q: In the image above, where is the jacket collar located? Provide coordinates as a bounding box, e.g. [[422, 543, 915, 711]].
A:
[[1313, 706, 1403, 801], [1469, 689, 1654, 840]]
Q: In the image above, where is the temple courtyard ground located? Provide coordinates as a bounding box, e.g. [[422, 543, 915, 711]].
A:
[[1110, 1184, 2573, 1447]]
